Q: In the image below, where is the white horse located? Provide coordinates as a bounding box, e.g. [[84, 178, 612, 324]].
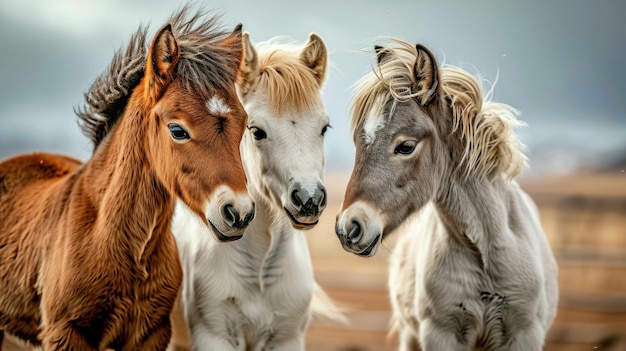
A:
[[172, 32, 344, 351], [335, 39, 558, 350]]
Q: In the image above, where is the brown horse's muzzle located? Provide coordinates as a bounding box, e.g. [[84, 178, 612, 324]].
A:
[[204, 187, 255, 242]]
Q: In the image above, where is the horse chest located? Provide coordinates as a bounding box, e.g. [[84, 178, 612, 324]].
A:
[[419, 247, 538, 347], [207, 235, 312, 342], [107, 248, 181, 347], [223, 283, 311, 344], [231, 233, 290, 289]]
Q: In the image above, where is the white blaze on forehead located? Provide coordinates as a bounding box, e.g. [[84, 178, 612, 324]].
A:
[[361, 95, 387, 144], [206, 95, 231, 115]]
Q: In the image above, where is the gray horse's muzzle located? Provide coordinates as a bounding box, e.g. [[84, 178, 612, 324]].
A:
[[335, 201, 383, 257]]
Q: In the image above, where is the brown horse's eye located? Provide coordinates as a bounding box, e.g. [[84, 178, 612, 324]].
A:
[[168, 123, 190, 142]]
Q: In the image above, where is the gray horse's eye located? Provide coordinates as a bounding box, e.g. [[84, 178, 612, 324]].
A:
[[394, 140, 418, 155]]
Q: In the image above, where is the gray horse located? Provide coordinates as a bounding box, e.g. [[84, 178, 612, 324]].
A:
[[335, 38, 558, 351]]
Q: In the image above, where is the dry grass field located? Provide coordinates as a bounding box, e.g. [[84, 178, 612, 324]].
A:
[[3, 171, 625, 350]]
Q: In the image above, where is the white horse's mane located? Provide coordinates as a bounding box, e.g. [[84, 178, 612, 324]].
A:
[[254, 38, 322, 115], [351, 37, 527, 180]]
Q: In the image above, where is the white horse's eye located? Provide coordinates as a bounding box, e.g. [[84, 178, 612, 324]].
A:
[[394, 140, 418, 155], [321, 124, 331, 136], [249, 126, 267, 141]]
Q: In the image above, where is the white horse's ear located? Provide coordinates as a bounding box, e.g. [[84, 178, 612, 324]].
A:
[[300, 33, 328, 86], [413, 44, 439, 106], [237, 31, 259, 98]]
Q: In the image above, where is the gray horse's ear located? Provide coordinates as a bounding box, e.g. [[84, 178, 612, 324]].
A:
[[375, 45, 390, 65], [413, 44, 439, 106]]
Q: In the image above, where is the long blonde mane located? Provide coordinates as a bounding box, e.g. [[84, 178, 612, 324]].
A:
[[254, 39, 322, 115], [351, 38, 527, 180]]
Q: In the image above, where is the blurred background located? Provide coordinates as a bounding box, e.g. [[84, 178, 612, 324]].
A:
[[1, 0, 624, 350]]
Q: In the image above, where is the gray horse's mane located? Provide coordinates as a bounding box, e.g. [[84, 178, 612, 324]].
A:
[[351, 38, 527, 180], [76, 5, 241, 149]]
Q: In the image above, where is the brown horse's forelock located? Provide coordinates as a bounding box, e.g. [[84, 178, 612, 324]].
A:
[[76, 5, 241, 150]]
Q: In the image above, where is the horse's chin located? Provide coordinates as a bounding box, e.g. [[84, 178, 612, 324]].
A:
[[291, 221, 318, 230], [207, 219, 244, 242], [283, 207, 319, 230], [342, 234, 381, 258], [357, 234, 381, 257]]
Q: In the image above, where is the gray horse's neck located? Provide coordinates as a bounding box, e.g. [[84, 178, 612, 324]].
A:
[[435, 175, 516, 273]]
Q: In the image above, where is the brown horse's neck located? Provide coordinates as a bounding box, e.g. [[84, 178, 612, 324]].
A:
[[80, 100, 173, 268]]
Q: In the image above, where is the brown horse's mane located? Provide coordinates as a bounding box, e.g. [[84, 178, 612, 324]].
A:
[[74, 26, 148, 148], [76, 5, 241, 149]]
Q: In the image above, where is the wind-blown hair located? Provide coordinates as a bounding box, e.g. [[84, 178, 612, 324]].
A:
[[76, 5, 242, 149], [75, 26, 147, 148], [255, 39, 322, 115], [351, 38, 527, 180], [441, 66, 527, 179]]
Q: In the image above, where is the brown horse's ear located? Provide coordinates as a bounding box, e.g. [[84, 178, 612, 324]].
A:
[[413, 44, 439, 106], [145, 23, 180, 103], [237, 31, 259, 98], [300, 33, 328, 86], [220, 24, 244, 68]]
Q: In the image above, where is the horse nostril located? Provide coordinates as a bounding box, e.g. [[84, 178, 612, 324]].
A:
[[317, 187, 327, 208], [240, 205, 255, 227], [291, 189, 303, 207], [347, 220, 362, 242], [221, 204, 239, 227]]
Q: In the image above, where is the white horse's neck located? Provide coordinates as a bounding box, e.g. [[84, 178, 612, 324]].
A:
[[435, 176, 518, 273], [231, 186, 301, 291]]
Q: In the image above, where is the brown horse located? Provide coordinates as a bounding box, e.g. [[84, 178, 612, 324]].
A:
[[0, 7, 254, 351]]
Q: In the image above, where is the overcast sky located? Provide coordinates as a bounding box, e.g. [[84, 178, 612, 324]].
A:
[[0, 0, 624, 175]]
